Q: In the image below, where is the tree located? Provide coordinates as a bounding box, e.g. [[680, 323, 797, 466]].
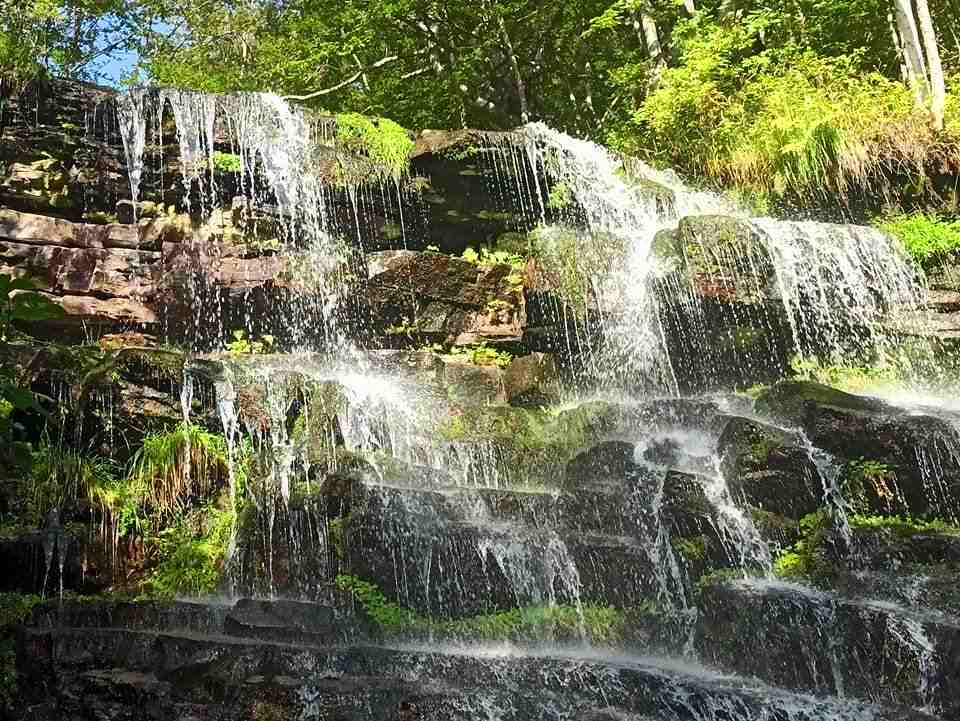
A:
[[891, 0, 947, 128]]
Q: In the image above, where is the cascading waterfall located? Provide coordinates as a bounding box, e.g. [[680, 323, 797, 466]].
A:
[[752, 218, 927, 366], [517, 122, 729, 392], [94, 86, 959, 720], [116, 87, 148, 208]]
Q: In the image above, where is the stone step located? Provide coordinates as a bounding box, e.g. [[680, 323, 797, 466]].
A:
[[698, 577, 960, 716], [14, 624, 936, 721]]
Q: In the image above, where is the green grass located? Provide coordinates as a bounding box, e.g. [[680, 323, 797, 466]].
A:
[[876, 212, 960, 270], [127, 424, 228, 517]]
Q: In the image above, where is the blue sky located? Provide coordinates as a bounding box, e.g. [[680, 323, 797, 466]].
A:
[[97, 48, 139, 87]]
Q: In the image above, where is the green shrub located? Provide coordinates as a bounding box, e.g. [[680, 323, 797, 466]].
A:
[[876, 212, 960, 269], [621, 15, 938, 199], [127, 424, 228, 517], [149, 506, 234, 598], [334, 113, 413, 179]]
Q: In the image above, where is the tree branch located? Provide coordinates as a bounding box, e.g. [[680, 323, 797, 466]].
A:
[[281, 55, 399, 100]]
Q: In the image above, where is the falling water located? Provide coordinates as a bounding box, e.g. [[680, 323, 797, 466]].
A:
[[116, 87, 148, 208], [517, 123, 728, 392], [752, 218, 927, 365]]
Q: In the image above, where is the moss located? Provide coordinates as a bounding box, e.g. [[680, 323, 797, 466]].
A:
[[528, 226, 625, 317], [335, 574, 624, 643], [672, 535, 707, 563], [334, 113, 413, 180], [848, 514, 959, 537], [0, 593, 40, 705], [436, 401, 614, 485]]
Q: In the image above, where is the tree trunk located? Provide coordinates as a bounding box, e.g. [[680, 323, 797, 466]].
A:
[[639, 12, 665, 70], [497, 15, 529, 124], [888, 12, 909, 83], [892, 0, 929, 107], [683, 0, 696, 16], [914, 0, 946, 130]]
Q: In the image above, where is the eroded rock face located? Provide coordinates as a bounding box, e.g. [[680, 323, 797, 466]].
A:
[[717, 416, 822, 520], [756, 381, 960, 520], [366, 249, 526, 344]]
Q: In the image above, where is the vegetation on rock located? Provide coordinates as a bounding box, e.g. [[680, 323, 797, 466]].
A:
[[877, 211, 960, 269]]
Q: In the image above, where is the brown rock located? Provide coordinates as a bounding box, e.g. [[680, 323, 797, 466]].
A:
[[56, 294, 156, 324], [503, 353, 560, 407]]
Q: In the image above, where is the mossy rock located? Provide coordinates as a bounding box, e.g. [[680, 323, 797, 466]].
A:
[[717, 415, 821, 520], [754, 380, 887, 427]]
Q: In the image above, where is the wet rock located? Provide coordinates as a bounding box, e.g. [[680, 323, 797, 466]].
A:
[[698, 576, 960, 715], [503, 352, 559, 406], [437, 357, 505, 404], [366, 249, 526, 344], [224, 598, 343, 643], [14, 613, 935, 721], [653, 215, 772, 303], [564, 441, 635, 491], [717, 416, 822, 520], [756, 381, 960, 519]]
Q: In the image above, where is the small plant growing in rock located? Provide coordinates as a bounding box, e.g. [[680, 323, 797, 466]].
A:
[[460, 246, 525, 271], [226, 330, 275, 354], [447, 342, 512, 368], [385, 316, 420, 338], [211, 151, 242, 174]]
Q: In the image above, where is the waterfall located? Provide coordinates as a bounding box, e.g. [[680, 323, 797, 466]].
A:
[[116, 87, 148, 208], [505, 126, 932, 394], [516, 123, 729, 392]]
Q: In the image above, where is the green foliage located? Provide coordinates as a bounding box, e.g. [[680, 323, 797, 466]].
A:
[[546, 181, 572, 210], [336, 574, 623, 642], [844, 457, 900, 513], [211, 151, 242, 174], [0, 592, 40, 705], [126, 424, 227, 518], [877, 212, 960, 269], [439, 604, 624, 643], [385, 316, 420, 338], [445, 342, 513, 368], [225, 330, 274, 355], [19, 442, 117, 527], [0, 0, 143, 83], [672, 535, 707, 562], [848, 514, 959, 537], [789, 355, 901, 393], [149, 505, 234, 598], [335, 574, 419, 628], [773, 510, 831, 578], [334, 113, 413, 180], [460, 246, 526, 271], [621, 14, 942, 198]]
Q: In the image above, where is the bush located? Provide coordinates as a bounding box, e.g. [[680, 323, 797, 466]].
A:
[[876, 212, 960, 269], [619, 14, 946, 199]]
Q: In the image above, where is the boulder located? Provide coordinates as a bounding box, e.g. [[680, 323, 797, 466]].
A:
[[503, 352, 559, 406], [224, 598, 342, 643], [755, 381, 960, 519], [366, 250, 526, 344], [717, 416, 822, 519]]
